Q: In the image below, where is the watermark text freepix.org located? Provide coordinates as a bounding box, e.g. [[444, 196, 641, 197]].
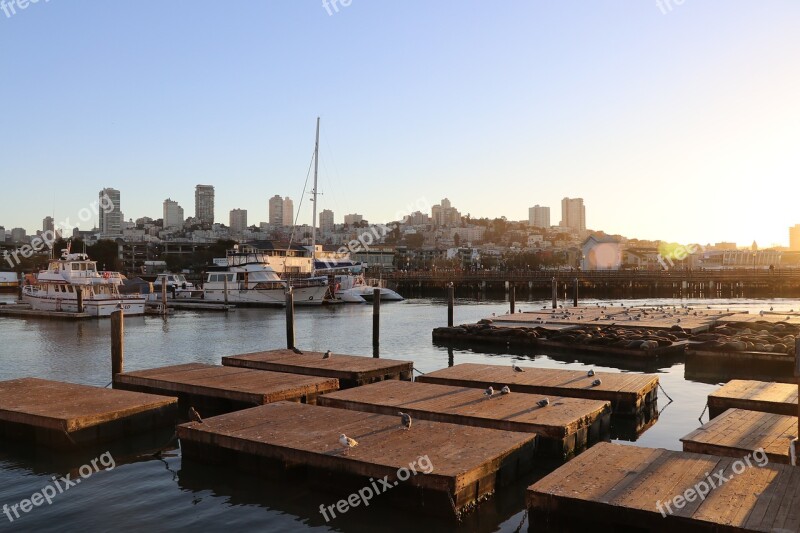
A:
[[3, 452, 115, 523], [319, 454, 433, 522], [1, 0, 50, 19]]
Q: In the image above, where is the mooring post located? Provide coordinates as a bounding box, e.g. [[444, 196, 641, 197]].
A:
[[551, 277, 557, 309], [573, 278, 579, 307], [373, 288, 381, 347], [111, 309, 124, 382], [285, 289, 295, 350], [794, 336, 799, 465], [77, 286, 84, 314], [224, 275, 229, 305], [17, 273, 23, 303], [447, 282, 454, 327], [161, 279, 168, 315], [509, 285, 516, 314]]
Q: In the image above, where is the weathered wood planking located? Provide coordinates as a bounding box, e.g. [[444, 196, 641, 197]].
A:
[[682, 408, 796, 465], [717, 313, 800, 325], [222, 349, 413, 389], [177, 401, 536, 519], [0, 377, 178, 448], [416, 363, 658, 417], [708, 380, 798, 418], [114, 363, 339, 417], [317, 380, 610, 459], [527, 441, 800, 532]]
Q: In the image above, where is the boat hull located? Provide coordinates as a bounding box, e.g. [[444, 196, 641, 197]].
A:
[[22, 293, 146, 317], [203, 284, 327, 307]]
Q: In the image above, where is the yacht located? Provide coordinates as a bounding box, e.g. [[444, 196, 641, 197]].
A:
[[0, 272, 18, 292], [22, 250, 145, 316], [314, 261, 404, 303], [151, 273, 203, 300]]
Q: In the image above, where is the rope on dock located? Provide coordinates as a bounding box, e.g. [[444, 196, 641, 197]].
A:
[[413, 367, 427, 375], [657, 382, 673, 403], [698, 403, 709, 424]]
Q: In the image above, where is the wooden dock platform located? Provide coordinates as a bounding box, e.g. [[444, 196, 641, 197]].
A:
[[222, 349, 413, 389], [527, 441, 800, 532], [682, 408, 796, 465], [113, 363, 339, 417], [317, 380, 611, 459], [708, 380, 798, 418], [0, 304, 92, 320], [416, 363, 658, 417], [177, 401, 537, 519], [0, 377, 178, 448]]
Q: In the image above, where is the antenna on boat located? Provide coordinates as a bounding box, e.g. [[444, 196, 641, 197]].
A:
[[311, 116, 320, 274]]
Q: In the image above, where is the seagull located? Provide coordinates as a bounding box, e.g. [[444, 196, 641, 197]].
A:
[[292, 347, 303, 354], [770, 306, 774, 311], [484, 386, 494, 397], [537, 398, 550, 408], [500, 385, 511, 395], [188, 407, 203, 424], [399, 412, 412, 430], [587, 369, 595, 377], [512, 362, 525, 373], [339, 434, 358, 449], [592, 379, 602, 387], [323, 350, 332, 359]]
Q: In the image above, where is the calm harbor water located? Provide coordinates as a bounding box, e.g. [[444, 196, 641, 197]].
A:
[[1, 295, 797, 532]]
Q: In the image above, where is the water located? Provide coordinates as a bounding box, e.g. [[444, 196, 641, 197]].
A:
[[0, 296, 797, 532]]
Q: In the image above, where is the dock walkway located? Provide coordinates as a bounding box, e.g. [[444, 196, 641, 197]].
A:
[[708, 380, 798, 418]]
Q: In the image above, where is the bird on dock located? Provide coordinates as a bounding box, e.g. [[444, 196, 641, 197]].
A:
[[292, 347, 303, 354], [770, 306, 774, 311], [484, 386, 494, 397], [587, 369, 595, 377], [339, 434, 358, 449], [323, 350, 332, 359], [677, 318, 681, 323], [399, 412, 412, 430], [592, 379, 602, 387], [188, 407, 203, 424], [512, 362, 525, 373], [501, 385, 511, 395], [537, 398, 550, 408]]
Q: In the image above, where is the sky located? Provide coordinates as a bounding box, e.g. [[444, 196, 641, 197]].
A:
[[1, 1, 799, 247]]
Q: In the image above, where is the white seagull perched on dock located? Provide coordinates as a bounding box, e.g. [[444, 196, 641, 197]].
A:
[[323, 350, 332, 359], [501, 385, 511, 395], [537, 398, 550, 408], [587, 369, 595, 377], [188, 407, 203, 424], [339, 434, 358, 449], [512, 362, 525, 373], [484, 386, 494, 397], [399, 412, 412, 430]]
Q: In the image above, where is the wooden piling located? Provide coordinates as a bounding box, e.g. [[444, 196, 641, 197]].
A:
[[373, 288, 381, 346], [795, 335, 799, 463], [285, 289, 295, 350], [111, 309, 124, 379], [573, 278, 579, 307], [447, 283, 454, 327], [551, 277, 557, 309], [223, 275, 229, 305], [510, 285, 516, 314], [161, 278, 168, 315], [76, 286, 84, 314]]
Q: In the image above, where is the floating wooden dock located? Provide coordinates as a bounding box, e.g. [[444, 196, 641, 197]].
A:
[[317, 380, 610, 459], [0, 304, 92, 320], [113, 363, 339, 417], [708, 380, 798, 418], [177, 401, 536, 519], [0, 377, 178, 448], [682, 408, 796, 465], [527, 441, 800, 532], [416, 363, 658, 417], [222, 349, 413, 389]]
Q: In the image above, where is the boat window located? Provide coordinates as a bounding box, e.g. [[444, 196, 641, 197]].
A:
[[68, 286, 74, 293], [72, 264, 80, 271]]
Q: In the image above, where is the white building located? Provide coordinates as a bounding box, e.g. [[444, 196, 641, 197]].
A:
[[163, 199, 185, 229], [560, 197, 586, 232], [431, 198, 461, 227], [269, 195, 284, 226], [320, 209, 334, 234], [229, 209, 248, 235], [282, 197, 294, 226], [344, 213, 364, 226], [528, 205, 550, 228]]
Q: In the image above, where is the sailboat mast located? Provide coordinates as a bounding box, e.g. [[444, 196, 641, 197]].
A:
[[311, 116, 320, 270]]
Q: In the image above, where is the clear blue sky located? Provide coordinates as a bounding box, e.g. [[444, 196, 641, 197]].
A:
[[2, 1, 799, 247]]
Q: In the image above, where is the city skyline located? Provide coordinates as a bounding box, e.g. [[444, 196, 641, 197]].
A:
[[2, 2, 799, 246]]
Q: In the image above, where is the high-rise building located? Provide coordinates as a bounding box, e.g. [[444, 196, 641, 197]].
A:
[[99, 188, 122, 236], [319, 209, 335, 234], [560, 197, 586, 232], [790, 224, 800, 251], [282, 197, 294, 226], [163, 199, 185, 229], [230, 209, 248, 234], [10, 228, 27, 243], [195, 185, 215, 227], [0, 227, 5, 243], [431, 199, 461, 227], [42, 216, 55, 234], [528, 206, 550, 228], [269, 195, 284, 226], [344, 214, 364, 226]]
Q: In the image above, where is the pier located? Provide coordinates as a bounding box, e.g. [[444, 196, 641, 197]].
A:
[[681, 408, 796, 464], [317, 380, 610, 459], [113, 363, 339, 417], [177, 401, 537, 519], [0, 378, 178, 448], [0, 303, 92, 320], [527, 442, 800, 532], [221, 349, 413, 389], [708, 380, 798, 418], [416, 363, 658, 417]]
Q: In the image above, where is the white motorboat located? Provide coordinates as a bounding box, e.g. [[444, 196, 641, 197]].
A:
[[151, 273, 203, 300], [22, 250, 145, 316]]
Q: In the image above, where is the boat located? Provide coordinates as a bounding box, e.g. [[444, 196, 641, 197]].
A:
[[0, 272, 18, 292], [151, 273, 203, 300], [204, 250, 328, 307], [21, 250, 146, 316]]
